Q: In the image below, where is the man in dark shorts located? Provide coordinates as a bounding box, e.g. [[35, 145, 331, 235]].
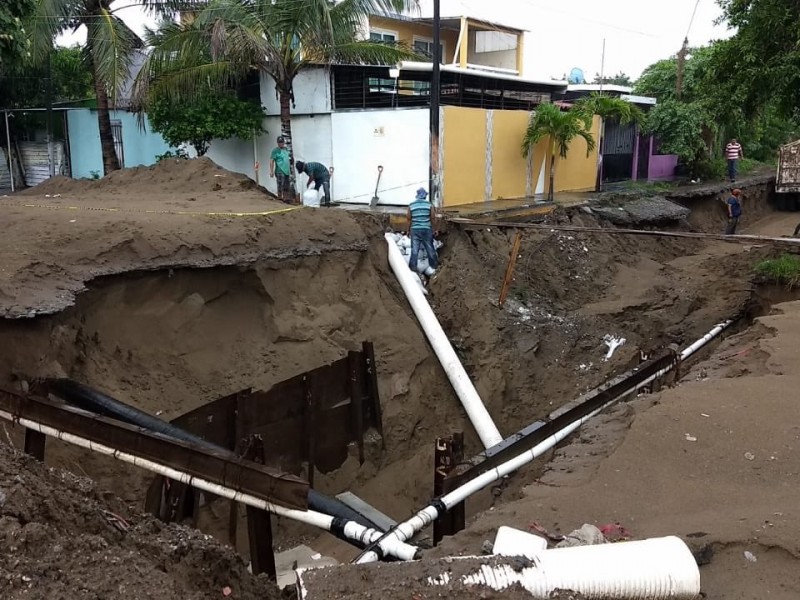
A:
[[295, 160, 331, 206], [269, 136, 293, 203]]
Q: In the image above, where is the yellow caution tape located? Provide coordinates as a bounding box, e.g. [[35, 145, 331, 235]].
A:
[[4, 202, 300, 218]]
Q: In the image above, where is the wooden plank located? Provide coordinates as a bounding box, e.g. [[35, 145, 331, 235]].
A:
[[243, 436, 277, 581], [304, 376, 316, 488], [348, 351, 365, 464], [172, 390, 241, 450], [24, 428, 46, 461], [362, 342, 384, 441], [0, 389, 310, 510], [498, 231, 522, 308]]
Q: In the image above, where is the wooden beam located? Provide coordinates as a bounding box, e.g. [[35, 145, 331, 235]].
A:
[[348, 351, 365, 464], [459, 17, 469, 69], [450, 217, 800, 246], [444, 351, 680, 490], [498, 231, 522, 308], [24, 428, 46, 461], [0, 389, 310, 510], [243, 436, 277, 581]]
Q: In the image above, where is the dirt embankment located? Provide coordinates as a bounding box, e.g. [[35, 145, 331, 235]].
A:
[[0, 157, 793, 597], [0, 443, 281, 600]]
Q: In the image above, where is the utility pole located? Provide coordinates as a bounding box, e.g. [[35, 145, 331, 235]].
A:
[[599, 38, 606, 93], [429, 0, 441, 206], [46, 50, 55, 178], [676, 37, 689, 100]]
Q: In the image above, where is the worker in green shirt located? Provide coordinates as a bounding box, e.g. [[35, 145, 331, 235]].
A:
[[269, 136, 293, 203]]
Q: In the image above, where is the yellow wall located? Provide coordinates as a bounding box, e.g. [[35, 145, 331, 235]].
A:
[[490, 110, 530, 200], [441, 107, 486, 206], [369, 16, 459, 62], [553, 115, 601, 193], [441, 108, 600, 206]]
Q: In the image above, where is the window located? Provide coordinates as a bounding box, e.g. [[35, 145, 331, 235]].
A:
[[413, 37, 445, 61], [369, 30, 397, 43], [475, 31, 517, 53], [368, 31, 399, 89]]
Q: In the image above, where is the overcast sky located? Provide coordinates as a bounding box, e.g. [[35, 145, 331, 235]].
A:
[[59, 0, 733, 81]]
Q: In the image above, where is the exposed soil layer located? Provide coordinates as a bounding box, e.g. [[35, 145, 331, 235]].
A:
[[1, 157, 798, 598], [0, 443, 281, 600]]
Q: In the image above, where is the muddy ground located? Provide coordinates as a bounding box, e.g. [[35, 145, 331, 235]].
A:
[[0, 158, 798, 597]]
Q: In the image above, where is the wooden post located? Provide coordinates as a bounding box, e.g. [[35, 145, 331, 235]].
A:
[[498, 231, 523, 307], [24, 429, 46, 461], [362, 341, 384, 443], [447, 432, 466, 536], [433, 436, 454, 545], [348, 351, 366, 464], [243, 435, 277, 581], [304, 375, 316, 488]]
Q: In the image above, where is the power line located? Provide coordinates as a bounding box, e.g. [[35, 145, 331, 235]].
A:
[[685, 0, 702, 40]]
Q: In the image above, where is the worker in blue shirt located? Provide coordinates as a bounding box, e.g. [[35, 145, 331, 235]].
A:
[[725, 188, 742, 235], [406, 188, 438, 276]]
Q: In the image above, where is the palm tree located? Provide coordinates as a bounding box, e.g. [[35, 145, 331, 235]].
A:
[[27, 0, 189, 175], [135, 0, 420, 194], [573, 92, 644, 191], [521, 103, 596, 202]]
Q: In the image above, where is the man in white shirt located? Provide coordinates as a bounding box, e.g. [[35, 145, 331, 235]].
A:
[[725, 138, 743, 183]]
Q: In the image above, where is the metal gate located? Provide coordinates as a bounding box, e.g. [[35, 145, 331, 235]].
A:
[[111, 120, 125, 168]]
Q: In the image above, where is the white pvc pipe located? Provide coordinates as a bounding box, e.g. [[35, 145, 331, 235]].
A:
[[357, 319, 735, 563], [0, 410, 418, 561], [427, 536, 700, 599], [680, 320, 733, 360], [385, 234, 503, 449]]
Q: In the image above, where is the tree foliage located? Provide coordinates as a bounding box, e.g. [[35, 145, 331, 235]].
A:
[[0, 0, 34, 74], [0, 45, 93, 109], [573, 93, 644, 125], [148, 89, 265, 156], [135, 0, 420, 194], [715, 0, 800, 118], [593, 71, 632, 87], [521, 103, 596, 201], [635, 40, 799, 171]]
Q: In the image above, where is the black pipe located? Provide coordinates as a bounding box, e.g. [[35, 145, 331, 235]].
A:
[[45, 378, 384, 535]]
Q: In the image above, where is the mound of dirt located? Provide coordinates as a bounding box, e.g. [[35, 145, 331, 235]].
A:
[[20, 157, 260, 197], [0, 442, 282, 600]]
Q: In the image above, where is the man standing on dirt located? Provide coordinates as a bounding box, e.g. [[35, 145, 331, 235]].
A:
[[407, 188, 439, 277], [725, 138, 744, 183], [295, 160, 332, 206], [725, 188, 743, 235], [270, 136, 293, 203]]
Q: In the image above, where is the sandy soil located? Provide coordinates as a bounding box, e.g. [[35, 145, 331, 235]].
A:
[[1, 157, 367, 318], [1, 157, 798, 598], [0, 442, 280, 600]]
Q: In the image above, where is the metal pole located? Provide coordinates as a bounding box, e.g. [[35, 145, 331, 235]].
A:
[[46, 51, 55, 178], [4, 110, 14, 192], [429, 0, 441, 206]]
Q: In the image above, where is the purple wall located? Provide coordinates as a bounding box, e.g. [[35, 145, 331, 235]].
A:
[[646, 136, 678, 180], [648, 155, 678, 180]]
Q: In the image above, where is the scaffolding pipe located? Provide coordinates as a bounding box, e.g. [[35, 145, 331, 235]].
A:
[[385, 234, 503, 448], [0, 409, 419, 561], [355, 319, 735, 563]]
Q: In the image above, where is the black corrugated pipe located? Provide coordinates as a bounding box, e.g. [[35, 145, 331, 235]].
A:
[[45, 378, 383, 537]]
